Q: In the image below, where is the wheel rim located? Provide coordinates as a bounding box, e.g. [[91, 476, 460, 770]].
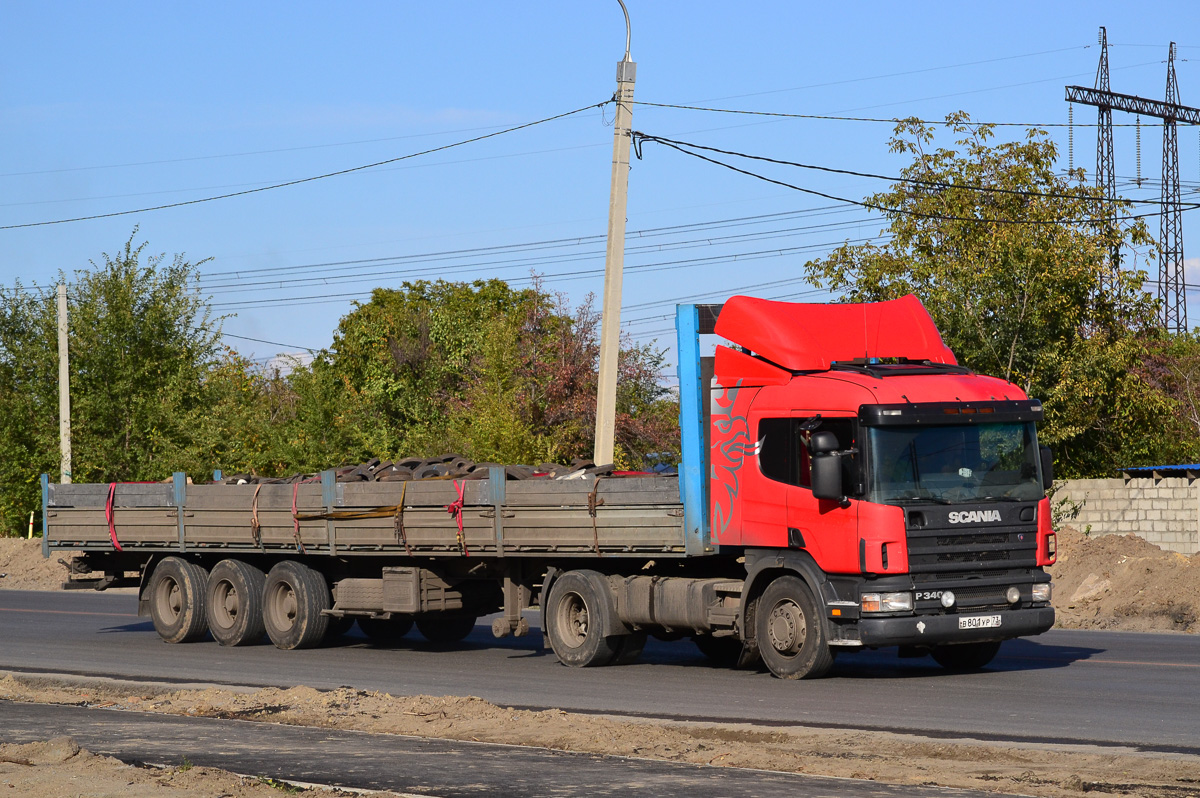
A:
[[555, 591, 589, 648], [268, 582, 298, 632], [766, 597, 807, 656], [211, 579, 238, 630], [154, 576, 182, 624]]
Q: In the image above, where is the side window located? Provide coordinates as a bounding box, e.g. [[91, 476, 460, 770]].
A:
[[758, 418, 794, 484], [758, 417, 858, 491]]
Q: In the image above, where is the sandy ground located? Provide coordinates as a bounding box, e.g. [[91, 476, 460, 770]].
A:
[[2, 530, 1199, 796], [2, 674, 1200, 798], [0, 735, 406, 798]]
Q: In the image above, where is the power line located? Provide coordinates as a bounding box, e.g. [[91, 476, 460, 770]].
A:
[[1, 139, 612, 211], [197, 204, 859, 281], [210, 235, 883, 311], [199, 216, 878, 296], [635, 100, 1159, 128], [0, 121, 528, 179], [0, 100, 608, 231], [700, 45, 1092, 103], [634, 133, 1177, 205], [222, 332, 315, 351], [633, 133, 1200, 226]]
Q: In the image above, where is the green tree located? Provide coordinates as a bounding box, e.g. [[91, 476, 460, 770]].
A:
[[310, 278, 678, 468], [0, 232, 221, 534], [803, 113, 1174, 477]]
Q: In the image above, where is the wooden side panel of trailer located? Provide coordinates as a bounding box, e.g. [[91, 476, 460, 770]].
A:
[[44, 474, 692, 557]]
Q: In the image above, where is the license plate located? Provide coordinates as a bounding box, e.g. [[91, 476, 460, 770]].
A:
[[959, 615, 1001, 630]]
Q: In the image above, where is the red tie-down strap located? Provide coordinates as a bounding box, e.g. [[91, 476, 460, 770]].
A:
[[445, 480, 469, 557], [105, 482, 123, 552], [291, 480, 316, 555]]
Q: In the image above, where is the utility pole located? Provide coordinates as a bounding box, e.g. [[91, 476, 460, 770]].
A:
[[57, 283, 72, 484], [1067, 36, 1200, 334], [1094, 27, 1118, 284], [1160, 42, 1185, 333], [593, 0, 635, 466]]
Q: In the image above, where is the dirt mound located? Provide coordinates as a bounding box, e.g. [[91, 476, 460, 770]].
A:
[[1050, 526, 1200, 633], [0, 538, 73, 591]]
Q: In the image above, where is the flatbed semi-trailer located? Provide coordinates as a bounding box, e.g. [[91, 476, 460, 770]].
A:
[[43, 296, 1057, 678]]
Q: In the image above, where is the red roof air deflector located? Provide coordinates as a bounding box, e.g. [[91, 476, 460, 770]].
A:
[[714, 294, 957, 371]]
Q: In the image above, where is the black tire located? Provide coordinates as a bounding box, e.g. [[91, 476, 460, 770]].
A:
[[610, 631, 648, 665], [931, 640, 1002, 672], [147, 557, 209, 644], [323, 614, 356, 642], [544, 570, 621, 667], [358, 615, 414, 642], [206, 559, 266, 647], [756, 575, 834, 679], [693, 634, 743, 667], [415, 615, 477, 644], [262, 561, 331, 650]]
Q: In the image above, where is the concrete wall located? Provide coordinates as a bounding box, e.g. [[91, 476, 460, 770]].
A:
[[1054, 477, 1200, 555]]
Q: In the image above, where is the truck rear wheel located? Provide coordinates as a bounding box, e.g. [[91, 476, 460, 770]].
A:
[[756, 575, 834, 679], [148, 557, 209, 644], [545, 570, 620, 667], [415, 615, 476, 644], [206, 559, 266, 647], [931, 641, 1001, 671], [359, 615, 414, 642], [263, 561, 330, 650]]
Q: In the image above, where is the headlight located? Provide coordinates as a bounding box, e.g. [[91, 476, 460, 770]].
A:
[[1031, 583, 1052, 603], [861, 592, 913, 613]]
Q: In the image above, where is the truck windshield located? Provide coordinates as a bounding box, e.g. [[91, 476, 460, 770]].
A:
[[866, 422, 1042, 504]]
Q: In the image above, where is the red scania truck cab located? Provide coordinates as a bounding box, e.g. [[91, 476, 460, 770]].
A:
[[683, 294, 1055, 677]]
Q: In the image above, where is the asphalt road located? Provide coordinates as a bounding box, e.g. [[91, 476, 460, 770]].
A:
[[1, 589, 1198, 754], [0, 701, 1004, 798]]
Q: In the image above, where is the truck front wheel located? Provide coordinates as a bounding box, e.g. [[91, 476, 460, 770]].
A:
[[148, 557, 209, 644], [931, 641, 1001, 671], [206, 559, 266, 647], [545, 570, 620, 667], [756, 575, 834, 679], [263, 561, 331, 650]]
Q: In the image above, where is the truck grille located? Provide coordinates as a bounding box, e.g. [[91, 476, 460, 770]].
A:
[[906, 525, 1037, 574]]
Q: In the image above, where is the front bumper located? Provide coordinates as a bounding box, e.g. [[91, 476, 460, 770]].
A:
[[858, 606, 1054, 647]]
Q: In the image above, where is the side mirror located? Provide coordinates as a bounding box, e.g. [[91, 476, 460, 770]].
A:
[[1039, 445, 1054, 491], [811, 453, 844, 501], [809, 430, 840, 455]]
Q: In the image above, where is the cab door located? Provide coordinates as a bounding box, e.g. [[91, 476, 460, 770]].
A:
[[783, 417, 860, 572]]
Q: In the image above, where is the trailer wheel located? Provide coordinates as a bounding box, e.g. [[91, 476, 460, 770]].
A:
[[206, 559, 266, 647], [931, 641, 1001, 672], [358, 615, 414, 642], [148, 557, 209, 644], [416, 615, 477, 644], [756, 575, 834, 679], [263, 561, 330, 650], [544, 570, 620, 667]]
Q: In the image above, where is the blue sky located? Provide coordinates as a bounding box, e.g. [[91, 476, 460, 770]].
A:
[[2, 2, 1198, 370]]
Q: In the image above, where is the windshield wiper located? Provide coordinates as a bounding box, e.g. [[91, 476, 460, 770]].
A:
[[895, 495, 953, 505]]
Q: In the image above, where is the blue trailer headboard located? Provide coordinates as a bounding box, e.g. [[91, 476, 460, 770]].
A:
[[676, 304, 709, 555]]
